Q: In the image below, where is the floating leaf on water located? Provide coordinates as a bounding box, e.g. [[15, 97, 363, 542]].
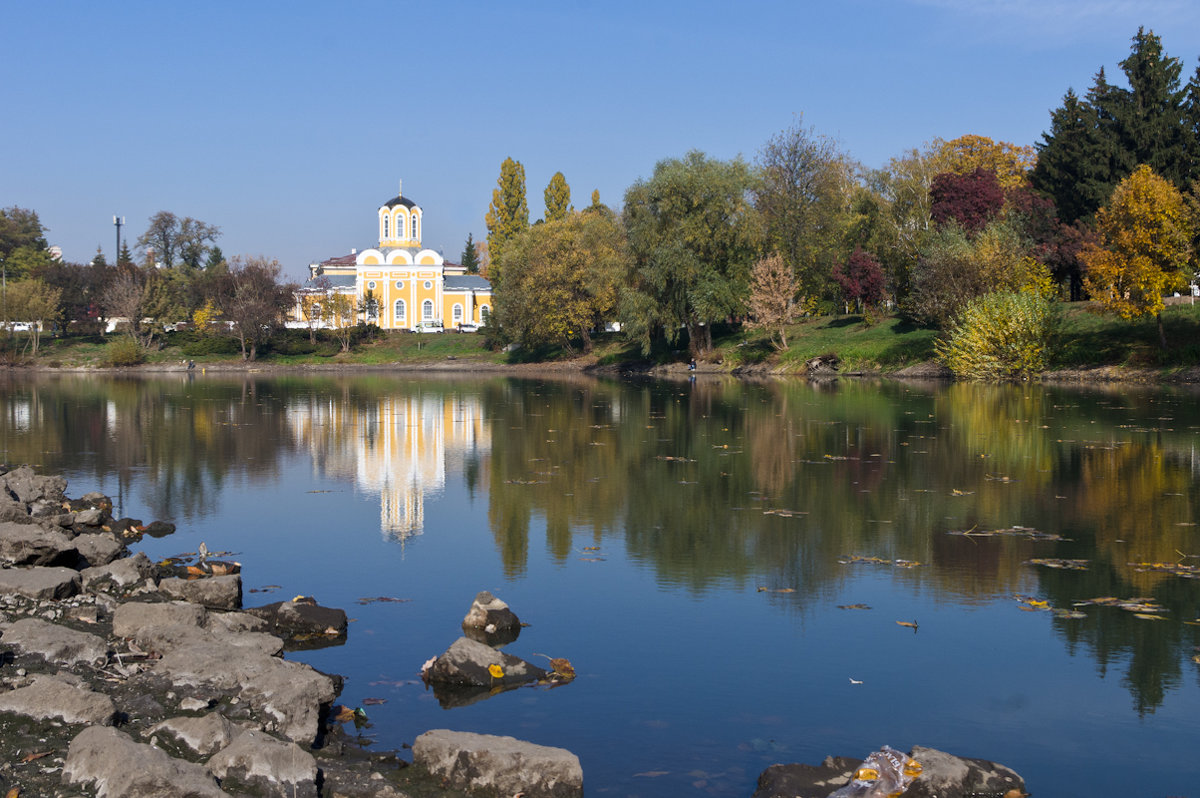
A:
[[356, 596, 412, 605], [1134, 613, 1166, 621], [950, 489, 974, 496], [1027, 558, 1089, 571], [361, 697, 387, 705], [549, 657, 576, 680], [332, 705, 357, 723], [896, 620, 919, 629], [837, 604, 872, 610], [1127, 561, 1200, 578], [488, 664, 505, 679], [849, 677, 864, 684], [763, 508, 808, 517], [634, 771, 670, 778], [949, 526, 1067, 541], [1053, 609, 1088, 620]]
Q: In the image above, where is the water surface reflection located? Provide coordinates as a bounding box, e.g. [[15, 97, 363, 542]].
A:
[[2, 373, 1198, 795]]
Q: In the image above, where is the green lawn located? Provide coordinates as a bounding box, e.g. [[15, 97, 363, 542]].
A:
[[10, 301, 1200, 376]]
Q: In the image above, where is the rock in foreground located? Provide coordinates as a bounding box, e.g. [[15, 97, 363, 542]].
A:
[[413, 729, 583, 798], [753, 746, 1027, 798]]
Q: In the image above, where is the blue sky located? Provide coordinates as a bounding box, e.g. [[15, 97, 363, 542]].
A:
[[4, 0, 1200, 280]]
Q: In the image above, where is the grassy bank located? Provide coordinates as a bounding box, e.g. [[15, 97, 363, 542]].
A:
[[6, 300, 1200, 377]]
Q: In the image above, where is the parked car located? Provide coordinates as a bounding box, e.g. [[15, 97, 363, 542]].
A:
[[414, 321, 444, 333], [456, 322, 480, 333]]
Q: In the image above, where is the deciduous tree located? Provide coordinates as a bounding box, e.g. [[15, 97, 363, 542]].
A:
[[495, 210, 624, 353], [5, 279, 61, 356], [746, 252, 797, 349], [935, 135, 1037, 190], [484, 157, 529, 284], [622, 151, 760, 357], [754, 119, 854, 304], [930, 168, 1006, 234], [1081, 164, 1192, 348], [832, 248, 886, 313], [214, 255, 296, 361], [136, 211, 221, 269], [543, 172, 572, 223]]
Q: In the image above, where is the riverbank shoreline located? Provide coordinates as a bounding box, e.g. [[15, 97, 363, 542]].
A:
[[12, 357, 1200, 385]]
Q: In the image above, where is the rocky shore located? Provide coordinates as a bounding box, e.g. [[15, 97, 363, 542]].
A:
[[0, 466, 580, 798], [0, 464, 1028, 797]]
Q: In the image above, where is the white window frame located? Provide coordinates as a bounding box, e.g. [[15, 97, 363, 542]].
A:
[[422, 299, 434, 320], [394, 299, 406, 322]]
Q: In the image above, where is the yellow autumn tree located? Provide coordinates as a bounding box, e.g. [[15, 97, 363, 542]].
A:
[[1081, 164, 1192, 348], [935, 134, 1037, 190]]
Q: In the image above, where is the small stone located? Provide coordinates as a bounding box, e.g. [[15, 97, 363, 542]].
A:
[[180, 697, 209, 712]]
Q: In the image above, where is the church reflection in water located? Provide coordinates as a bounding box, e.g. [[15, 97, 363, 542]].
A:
[[286, 392, 489, 541]]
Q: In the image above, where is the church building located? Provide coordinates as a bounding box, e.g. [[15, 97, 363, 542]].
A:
[[298, 182, 492, 331]]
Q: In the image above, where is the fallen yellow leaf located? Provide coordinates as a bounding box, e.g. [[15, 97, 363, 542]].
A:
[[488, 663, 504, 679]]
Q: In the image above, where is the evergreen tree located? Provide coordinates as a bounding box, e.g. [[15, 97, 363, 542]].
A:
[[1032, 88, 1110, 224], [1112, 27, 1189, 185], [461, 233, 480, 274], [1035, 29, 1193, 223], [91, 246, 108, 268], [205, 246, 226, 272], [118, 240, 135, 267], [543, 172, 572, 222], [484, 157, 529, 284]]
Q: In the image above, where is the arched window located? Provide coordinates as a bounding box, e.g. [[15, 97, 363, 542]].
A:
[[452, 304, 463, 323], [411, 213, 419, 241], [382, 216, 389, 238], [396, 213, 406, 240], [394, 299, 406, 322], [480, 305, 491, 324], [422, 299, 434, 320]]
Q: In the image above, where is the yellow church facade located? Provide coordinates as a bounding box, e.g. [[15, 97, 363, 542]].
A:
[[299, 182, 492, 331]]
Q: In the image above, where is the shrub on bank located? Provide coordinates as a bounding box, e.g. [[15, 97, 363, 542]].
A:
[[936, 291, 1056, 379], [103, 337, 145, 367]]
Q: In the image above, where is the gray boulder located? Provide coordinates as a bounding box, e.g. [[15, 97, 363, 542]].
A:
[[152, 637, 337, 744], [159, 574, 242, 610], [82, 551, 156, 592], [1, 465, 66, 505], [150, 712, 239, 757], [427, 636, 547, 689], [462, 590, 522, 641], [0, 498, 32, 524], [245, 597, 348, 649], [74, 532, 128, 568], [112, 600, 207, 640], [0, 521, 78, 566], [1, 616, 109, 667], [752, 746, 1027, 798], [0, 674, 117, 726], [413, 729, 582, 798], [207, 728, 318, 798], [0, 565, 80, 599], [63, 725, 226, 798], [905, 745, 1027, 798]]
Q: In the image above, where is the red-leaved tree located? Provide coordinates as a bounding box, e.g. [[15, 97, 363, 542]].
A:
[[930, 167, 1005, 234], [832, 248, 886, 313]]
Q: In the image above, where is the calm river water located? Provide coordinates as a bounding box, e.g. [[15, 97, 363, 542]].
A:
[[2, 372, 1198, 797]]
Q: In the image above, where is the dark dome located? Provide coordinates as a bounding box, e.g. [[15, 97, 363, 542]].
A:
[[381, 195, 417, 209]]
